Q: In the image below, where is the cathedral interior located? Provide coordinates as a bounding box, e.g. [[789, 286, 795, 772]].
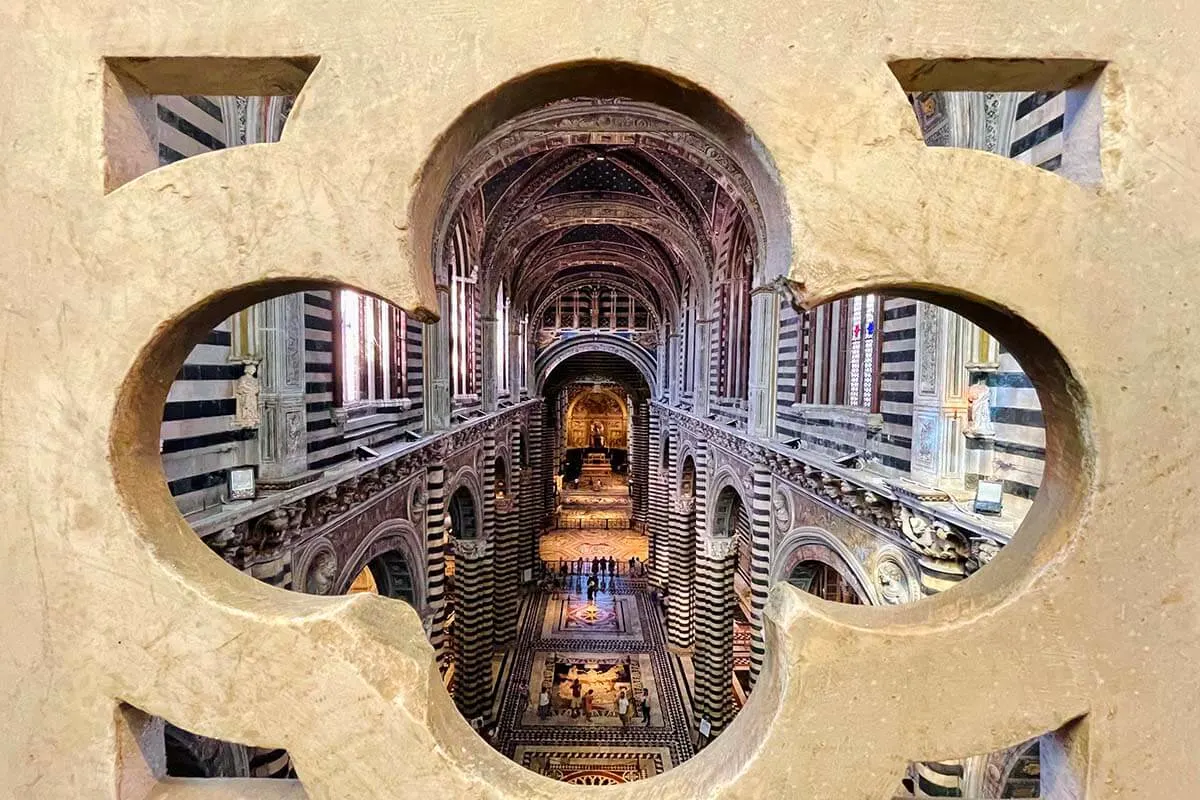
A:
[[5, 6, 1199, 798], [152, 87, 1057, 795]]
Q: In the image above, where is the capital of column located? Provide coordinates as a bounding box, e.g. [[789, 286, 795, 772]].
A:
[[671, 492, 696, 515], [454, 537, 488, 559], [700, 536, 737, 560]]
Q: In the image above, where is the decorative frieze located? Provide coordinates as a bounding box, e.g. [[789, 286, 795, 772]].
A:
[[653, 402, 1012, 581]]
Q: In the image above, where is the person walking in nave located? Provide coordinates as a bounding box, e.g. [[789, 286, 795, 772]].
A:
[[570, 679, 582, 718], [583, 689, 595, 721], [538, 684, 551, 720], [640, 688, 651, 726], [617, 689, 630, 727]]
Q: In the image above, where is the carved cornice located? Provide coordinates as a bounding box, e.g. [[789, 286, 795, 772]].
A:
[[195, 400, 542, 555], [653, 401, 1010, 575]]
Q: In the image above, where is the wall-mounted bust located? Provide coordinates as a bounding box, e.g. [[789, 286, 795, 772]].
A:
[[305, 550, 338, 595]]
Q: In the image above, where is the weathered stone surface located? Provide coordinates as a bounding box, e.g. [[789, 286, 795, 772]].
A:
[[1, 1, 1198, 797]]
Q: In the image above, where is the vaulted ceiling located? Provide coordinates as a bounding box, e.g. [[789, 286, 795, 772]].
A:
[[435, 98, 764, 329]]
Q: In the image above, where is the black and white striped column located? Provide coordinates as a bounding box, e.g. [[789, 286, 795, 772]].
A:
[[541, 403, 556, 522], [692, 535, 737, 736], [452, 536, 494, 723], [424, 461, 448, 662], [492, 428, 521, 642], [647, 406, 667, 587], [453, 432, 496, 722], [527, 405, 545, 563], [518, 412, 538, 577], [666, 420, 696, 649], [748, 463, 773, 688], [630, 402, 648, 527]]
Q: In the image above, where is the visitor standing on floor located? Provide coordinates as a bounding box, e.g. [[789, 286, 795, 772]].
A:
[[592, 556, 599, 574], [617, 689, 630, 727], [538, 684, 551, 719], [640, 688, 651, 726], [570, 679, 582, 717], [583, 689, 594, 721], [608, 556, 616, 575], [587, 575, 597, 601]]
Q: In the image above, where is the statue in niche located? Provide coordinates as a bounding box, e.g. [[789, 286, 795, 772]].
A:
[[305, 551, 338, 595], [234, 362, 261, 429], [590, 421, 606, 450], [966, 378, 995, 437], [877, 560, 908, 605]]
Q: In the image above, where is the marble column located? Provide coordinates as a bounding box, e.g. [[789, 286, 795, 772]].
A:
[[508, 316, 523, 404], [748, 463, 773, 688], [693, 318, 713, 416], [541, 402, 556, 518], [660, 418, 679, 596], [524, 407, 544, 570], [630, 401, 648, 527], [647, 405, 667, 587], [492, 427, 521, 642], [656, 331, 669, 402], [666, 419, 697, 650], [425, 285, 452, 432], [452, 536, 494, 724], [480, 315, 497, 412], [668, 333, 682, 405], [692, 535, 737, 736], [424, 459, 448, 661], [747, 285, 780, 441]]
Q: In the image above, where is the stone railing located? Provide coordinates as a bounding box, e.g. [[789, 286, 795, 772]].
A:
[[656, 403, 1010, 576], [188, 399, 541, 571]]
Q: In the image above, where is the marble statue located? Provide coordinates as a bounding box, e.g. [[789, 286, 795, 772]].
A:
[[234, 362, 261, 429], [966, 378, 995, 437], [305, 551, 338, 594]]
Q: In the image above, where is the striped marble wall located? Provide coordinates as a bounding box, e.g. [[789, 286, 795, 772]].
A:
[[162, 320, 252, 514], [988, 347, 1045, 499], [1010, 91, 1066, 172], [875, 298, 918, 475]]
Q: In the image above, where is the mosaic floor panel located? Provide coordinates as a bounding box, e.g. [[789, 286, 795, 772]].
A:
[[541, 593, 644, 640], [521, 651, 663, 727], [538, 530, 649, 566], [487, 528, 696, 777], [513, 745, 673, 784]]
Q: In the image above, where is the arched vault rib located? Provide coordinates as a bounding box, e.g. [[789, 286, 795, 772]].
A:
[[535, 333, 657, 398], [527, 276, 665, 331], [482, 195, 712, 305]]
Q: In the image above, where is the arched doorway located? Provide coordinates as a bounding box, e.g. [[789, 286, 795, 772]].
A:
[[348, 550, 417, 605], [494, 456, 509, 499], [448, 485, 480, 540], [787, 560, 864, 605]]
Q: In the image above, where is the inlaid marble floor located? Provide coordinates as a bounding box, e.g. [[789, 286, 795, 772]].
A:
[[489, 530, 692, 784], [537, 529, 649, 568]]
